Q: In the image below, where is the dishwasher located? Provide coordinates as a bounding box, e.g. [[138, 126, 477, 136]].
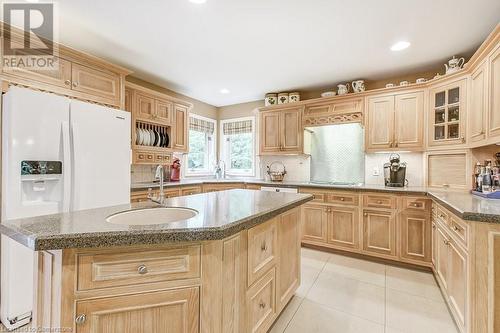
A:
[[260, 186, 298, 193]]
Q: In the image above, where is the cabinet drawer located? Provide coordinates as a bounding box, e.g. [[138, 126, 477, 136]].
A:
[[155, 153, 172, 164], [448, 215, 468, 248], [248, 218, 278, 286], [163, 188, 180, 198], [403, 197, 430, 211], [363, 194, 397, 209], [130, 190, 149, 203], [247, 268, 277, 333], [325, 192, 359, 206], [180, 186, 202, 196], [299, 188, 325, 202], [436, 206, 449, 224], [133, 150, 155, 164], [77, 245, 201, 291]]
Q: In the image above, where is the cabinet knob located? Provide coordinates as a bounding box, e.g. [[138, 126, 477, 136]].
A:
[[259, 301, 266, 309], [340, 197, 345, 201], [453, 225, 461, 232], [261, 242, 267, 252], [443, 239, 450, 246], [72, 82, 78, 88], [364, 212, 368, 217], [137, 264, 148, 275], [432, 224, 436, 229], [377, 200, 382, 204], [75, 314, 87, 325], [64, 80, 71, 86]]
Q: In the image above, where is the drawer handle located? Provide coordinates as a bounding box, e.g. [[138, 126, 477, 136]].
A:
[[364, 212, 368, 217], [443, 239, 450, 246], [432, 223, 436, 229], [312, 194, 316, 199], [72, 82, 79, 88], [261, 243, 267, 252], [75, 314, 86, 325], [377, 200, 382, 204], [64, 80, 71, 86], [259, 301, 266, 309], [412, 203, 421, 207], [453, 225, 461, 232], [137, 264, 148, 275], [439, 214, 445, 219], [340, 197, 345, 201]]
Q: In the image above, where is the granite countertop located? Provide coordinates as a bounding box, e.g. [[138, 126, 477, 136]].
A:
[[0, 189, 312, 251], [131, 178, 428, 195], [132, 179, 500, 223]]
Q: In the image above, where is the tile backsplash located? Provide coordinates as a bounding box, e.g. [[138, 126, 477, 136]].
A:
[[364, 152, 424, 186], [258, 155, 311, 182], [131, 164, 160, 183]]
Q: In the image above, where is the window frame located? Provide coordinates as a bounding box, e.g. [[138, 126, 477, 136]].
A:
[[185, 114, 217, 177], [220, 116, 256, 177]]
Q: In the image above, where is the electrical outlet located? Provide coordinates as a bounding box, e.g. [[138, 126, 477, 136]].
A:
[[373, 167, 380, 176]]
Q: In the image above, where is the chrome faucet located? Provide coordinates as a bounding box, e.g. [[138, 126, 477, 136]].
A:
[[153, 164, 164, 203]]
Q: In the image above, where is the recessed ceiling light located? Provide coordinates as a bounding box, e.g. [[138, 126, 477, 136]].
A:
[[189, 0, 207, 4], [390, 41, 411, 51], [220, 88, 230, 94]]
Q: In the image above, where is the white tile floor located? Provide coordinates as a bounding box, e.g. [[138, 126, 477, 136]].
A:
[[270, 247, 459, 333]]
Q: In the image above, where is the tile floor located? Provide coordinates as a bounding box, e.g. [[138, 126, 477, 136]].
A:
[[269, 247, 459, 333]]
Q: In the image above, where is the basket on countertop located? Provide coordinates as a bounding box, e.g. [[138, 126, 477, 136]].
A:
[[267, 161, 287, 182]]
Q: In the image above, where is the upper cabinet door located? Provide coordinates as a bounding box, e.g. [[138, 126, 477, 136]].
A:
[[173, 104, 189, 152], [280, 107, 303, 153], [71, 63, 120, 104], [469, 62, 488, 143], [135, 91, 155, 120], [488, 44, 500, 139], [3, 55, 72, 89], [260, 111, 281, 153], [428, 78, 467, 147], [394, 91, 424, 149], [366, 95, 395, 150], [155, 99, 173, 125], [124, 87, 133, 112]]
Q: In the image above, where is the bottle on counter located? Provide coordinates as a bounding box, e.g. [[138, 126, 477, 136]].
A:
[[482, 164, 493, 194], [477, 166, 485, 192]]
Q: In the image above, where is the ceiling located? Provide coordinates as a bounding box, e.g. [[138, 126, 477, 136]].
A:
[[49, 1, 500, 106]]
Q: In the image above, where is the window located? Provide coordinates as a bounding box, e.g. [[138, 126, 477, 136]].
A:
[[186, 114, 216, 176], [220, 117, 255, 176]]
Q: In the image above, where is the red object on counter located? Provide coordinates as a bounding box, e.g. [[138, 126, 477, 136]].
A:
[[170, 158, 181, 181]]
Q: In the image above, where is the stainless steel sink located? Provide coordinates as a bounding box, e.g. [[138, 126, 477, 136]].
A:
[[106, 207, 198, 225]]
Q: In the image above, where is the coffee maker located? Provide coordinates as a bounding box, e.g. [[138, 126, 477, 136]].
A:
[[384, 154, 407, 187]]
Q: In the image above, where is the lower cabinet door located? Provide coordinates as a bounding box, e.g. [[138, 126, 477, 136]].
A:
[[247, 218, 278, 286], [400, 211, 431, 263], [301, 205, 328, 243], [246, 268, 277, 333], [75, 287, 200, 333], [447, 238, 468, 331], [362, 210, 397, 258], [277, 208, 300, 310], [327, 206, 360, 250], [435, 225, 450, 290]]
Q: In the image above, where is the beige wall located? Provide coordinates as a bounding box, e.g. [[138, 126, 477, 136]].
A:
[[126, 76, 218, 119], [217, 100, 264, 120]]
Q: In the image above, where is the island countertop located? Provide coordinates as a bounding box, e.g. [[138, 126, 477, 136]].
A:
[[0, 189, 313, 251]]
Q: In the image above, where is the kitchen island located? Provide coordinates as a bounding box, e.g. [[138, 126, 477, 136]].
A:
[[0, 189, 312, 333]]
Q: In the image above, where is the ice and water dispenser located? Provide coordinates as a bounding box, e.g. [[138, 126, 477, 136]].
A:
[[20, 161, 63, 210]]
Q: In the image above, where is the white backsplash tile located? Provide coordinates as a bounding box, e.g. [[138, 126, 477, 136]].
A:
[[258, 155, 311, 182], [364, 152, 424, 187]]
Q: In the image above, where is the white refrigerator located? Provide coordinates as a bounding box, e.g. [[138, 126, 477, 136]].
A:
[[1, 86, 131, 330]]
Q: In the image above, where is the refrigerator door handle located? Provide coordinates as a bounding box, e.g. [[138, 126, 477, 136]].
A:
[[70, 121, 81, 211], [62, 122, 71, 213]]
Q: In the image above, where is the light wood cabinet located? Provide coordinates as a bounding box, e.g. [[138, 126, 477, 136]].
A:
[[400, 211, 431, 264], [135, 91, 155, 120], [366, 95, 394, 150], [448, 237, 468, 330], [362, 209, 397, 259], [428, 78, 467, 147], [71, 63, 120, 103], [426, 150, 468, 189], [327, 205, 360, 250], [259, 106, 303, 154], [488, 43, 500, 139], [246, 268, 276, 333], [469, 61, 488, 144], [366, 91, 424, 151], [173, 104, 189, 152], [435, 225, 449, 290], [247, 218, 278, 286], [202, 183, 245, 192], [301, 204, 328, 242], [181, 186, 202, 196], [155, 99, 173, 125], [74, 287, 200, 333], [124, 87, 133, 112], [277, 208, 300, 311]]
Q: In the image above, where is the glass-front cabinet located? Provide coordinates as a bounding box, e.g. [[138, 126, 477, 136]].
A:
[[428, 78, 467, 147]]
